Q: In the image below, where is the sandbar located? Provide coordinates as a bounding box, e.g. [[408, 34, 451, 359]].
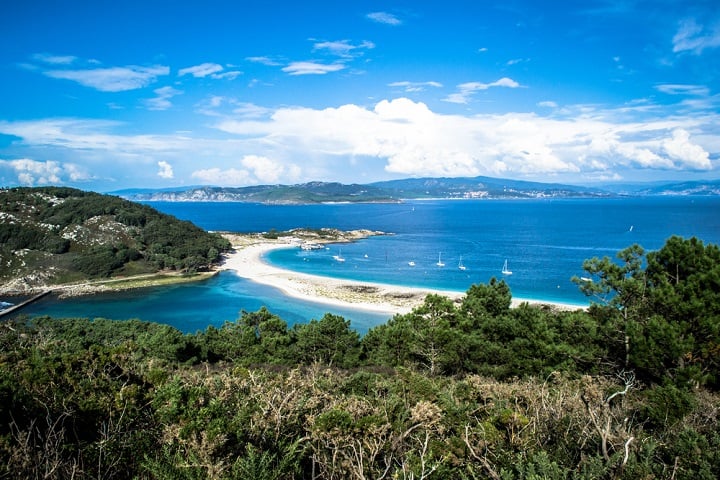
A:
[[218, 234, 587, 316]]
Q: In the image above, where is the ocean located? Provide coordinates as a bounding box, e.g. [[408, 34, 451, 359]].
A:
[[6, 197, 720, 333]]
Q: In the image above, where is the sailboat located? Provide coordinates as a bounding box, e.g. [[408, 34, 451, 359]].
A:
[[458, 256, 466, 270], [501, 259, 512, 275], [332, 249, 345, 262], [436, 252, 445, 267]]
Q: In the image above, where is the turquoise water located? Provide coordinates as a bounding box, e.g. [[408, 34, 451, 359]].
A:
[[11, 272, 393, 334], [6, 197, 720, 333]]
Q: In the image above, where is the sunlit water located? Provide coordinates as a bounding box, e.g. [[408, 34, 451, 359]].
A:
[[6, 197, 719, 333]]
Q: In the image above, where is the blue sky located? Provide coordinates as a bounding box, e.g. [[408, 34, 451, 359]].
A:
[[1, 0, 719, 191]]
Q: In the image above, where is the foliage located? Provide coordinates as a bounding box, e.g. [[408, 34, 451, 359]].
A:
[[575, 236, 720, 388], [1, 235, 719, 478], [0, 186, 231, 282]]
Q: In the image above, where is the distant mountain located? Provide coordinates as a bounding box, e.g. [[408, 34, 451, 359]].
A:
[[116, 182, 400, 203], [597, 180, 720, 196], [367, 176, 610, 199], [114, 177, 614, 203]]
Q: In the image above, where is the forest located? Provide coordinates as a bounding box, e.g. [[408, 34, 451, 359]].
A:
[[1, 235, 719, 479]]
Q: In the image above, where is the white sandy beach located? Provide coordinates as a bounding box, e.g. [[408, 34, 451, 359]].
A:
[[219, 235, 587, 316]]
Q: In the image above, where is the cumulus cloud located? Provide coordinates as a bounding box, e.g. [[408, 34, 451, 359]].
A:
[[0, 98, 715, 188], [662, 129, 712, 169], [190, 155, 300, 186], [44, 65, 170, 92], [673, 18, 720, 55], [191, 167, 251, 185], [0, 158, 89, 185], [214, 98, 714, 178], [443, 78, 522, 104], [282, 61, 345, 75], [145, 86, 183, 110], [366, 12, 402, 25], [240, 155, 282, 183], [157, 160, 174, 179]]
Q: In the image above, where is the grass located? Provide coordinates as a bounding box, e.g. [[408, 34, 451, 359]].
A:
[[95, 271, 216, 291]]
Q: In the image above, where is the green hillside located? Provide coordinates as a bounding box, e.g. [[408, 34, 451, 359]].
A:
[[0, 186, 231, 290]]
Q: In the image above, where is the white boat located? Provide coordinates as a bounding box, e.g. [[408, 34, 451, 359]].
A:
[[458, 256, 466, 270], [333, 250, 345, 262], [436, 253, 445, 267], [501, 259, 512, 275], [408, 261, 416, 267]]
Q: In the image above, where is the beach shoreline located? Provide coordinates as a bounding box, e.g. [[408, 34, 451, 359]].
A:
[[218, 233, 587, 315]]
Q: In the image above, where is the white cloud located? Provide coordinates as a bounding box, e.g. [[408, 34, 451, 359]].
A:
[[537, 101, 558, 108], [662, 129, 712, 169], [246, 56, 283, 66], [673, 18, 720, 54], [313, 40, 375, 58], [241, 155, 285, 183], [366, 12, 402, 26], [215, 98, 715, 178], [145, 86, 183, 110], [32, 53, 77, 65], [178, 62, 224, 78], [1, 98, 715, 189], [191, 168, 251, 185], [0, 158, 89, 185], [388, 81, 443, 93], [157, 160, 174, 179], [655, 84, 710, 96], [44, 65, 169, 92], [443, 77, 522, 104], [282, 61, 345, 75], [211, 70, 242, 80], [0, 118, 195, 154], [190, 155, 300, 186]]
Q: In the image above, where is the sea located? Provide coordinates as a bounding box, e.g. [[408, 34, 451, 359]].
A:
[[4, 197, 720, 334]]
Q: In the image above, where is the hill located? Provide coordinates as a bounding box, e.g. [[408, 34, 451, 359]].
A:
[[368, 175, 610, 198], [114, 182, 401, 203], [113, 176, 613, 203], [0, 186, 231, 293], [598, 179, 720, 196]]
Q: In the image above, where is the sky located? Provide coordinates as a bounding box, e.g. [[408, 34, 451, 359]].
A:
[[1, 0, 719, 192]]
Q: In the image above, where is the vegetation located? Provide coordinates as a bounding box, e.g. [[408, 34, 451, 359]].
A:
[[1, 236, 719, 478], [0, 186, 231, 286]]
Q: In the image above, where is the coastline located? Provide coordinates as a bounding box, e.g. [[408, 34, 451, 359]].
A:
[[219, 233, 587, 315]]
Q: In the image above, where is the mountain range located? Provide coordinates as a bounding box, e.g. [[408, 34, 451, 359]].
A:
[[111, 176, 720, 203]]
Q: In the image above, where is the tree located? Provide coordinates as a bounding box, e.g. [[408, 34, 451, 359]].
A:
[[575, 237, 720, 389], [460, 277, 512, 328], [644, 236, 720, 387], [573, 244, 647, 370], [292, 314, 360, 367]]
